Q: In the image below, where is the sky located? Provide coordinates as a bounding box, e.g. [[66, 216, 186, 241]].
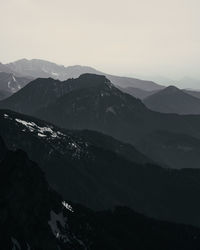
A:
[[1, 0, 200, 85]]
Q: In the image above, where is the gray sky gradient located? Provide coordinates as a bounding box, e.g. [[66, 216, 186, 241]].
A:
[[1, 0, 200, 83]]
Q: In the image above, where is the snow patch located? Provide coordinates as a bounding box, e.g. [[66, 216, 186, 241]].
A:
[[51, 72, 59, 77], [62, 201, 73, 212], [15, 118, 65, 139], [12, 75, 17, 82], [37, 133, 47, 137], [8, 81, 11, 88]]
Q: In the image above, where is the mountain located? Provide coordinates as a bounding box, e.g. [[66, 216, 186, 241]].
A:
[[143, 85, 200, 114], [31, 75, 200, 143], [0, 72, 31, 100], [2, 58, 163, 90], [2, 74, 200, 169], [6, 58, 100, 80], [118, 86, 158, 99], [2, 110, 200, 228], [2, 136, 200, 249], [0, 74, 115, 115]]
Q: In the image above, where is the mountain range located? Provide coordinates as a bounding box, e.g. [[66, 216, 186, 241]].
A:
[[2, 58, 200, 248], [0, 58, 163, 91], [1, 73, 200, 169]]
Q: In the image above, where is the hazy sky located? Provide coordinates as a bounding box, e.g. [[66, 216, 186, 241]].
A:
[[1, 0, 200, 82]]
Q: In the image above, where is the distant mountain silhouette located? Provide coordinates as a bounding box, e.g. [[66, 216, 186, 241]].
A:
[[144, 85, 200, 114], [2, 58, 163, 90], [2, 110, 200, 228], [1, 135, 200, 249]]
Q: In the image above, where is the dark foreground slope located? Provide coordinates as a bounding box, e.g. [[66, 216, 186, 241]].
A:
[[1, 110, 200, 228], [0, 137, 86, 249], [1, 137, 200, 250]]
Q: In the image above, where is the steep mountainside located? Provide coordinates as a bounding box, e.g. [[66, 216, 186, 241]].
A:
[[0, 72, 31, 99], [1, 110, 200, 228], [144, 85, 200, 114], [3, 58, 163, 90], [1, 136, 200, 250]]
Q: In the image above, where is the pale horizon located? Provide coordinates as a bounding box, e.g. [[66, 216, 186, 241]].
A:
[[1, 0, 200, 87]]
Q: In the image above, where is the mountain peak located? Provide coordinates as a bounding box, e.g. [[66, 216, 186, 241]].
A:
[[144, 84, 200, 114], [77, 73, 113, 89], [79, 73, 107, 80], [163, 85, 180, 93], [78, 73, 110, 83]]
